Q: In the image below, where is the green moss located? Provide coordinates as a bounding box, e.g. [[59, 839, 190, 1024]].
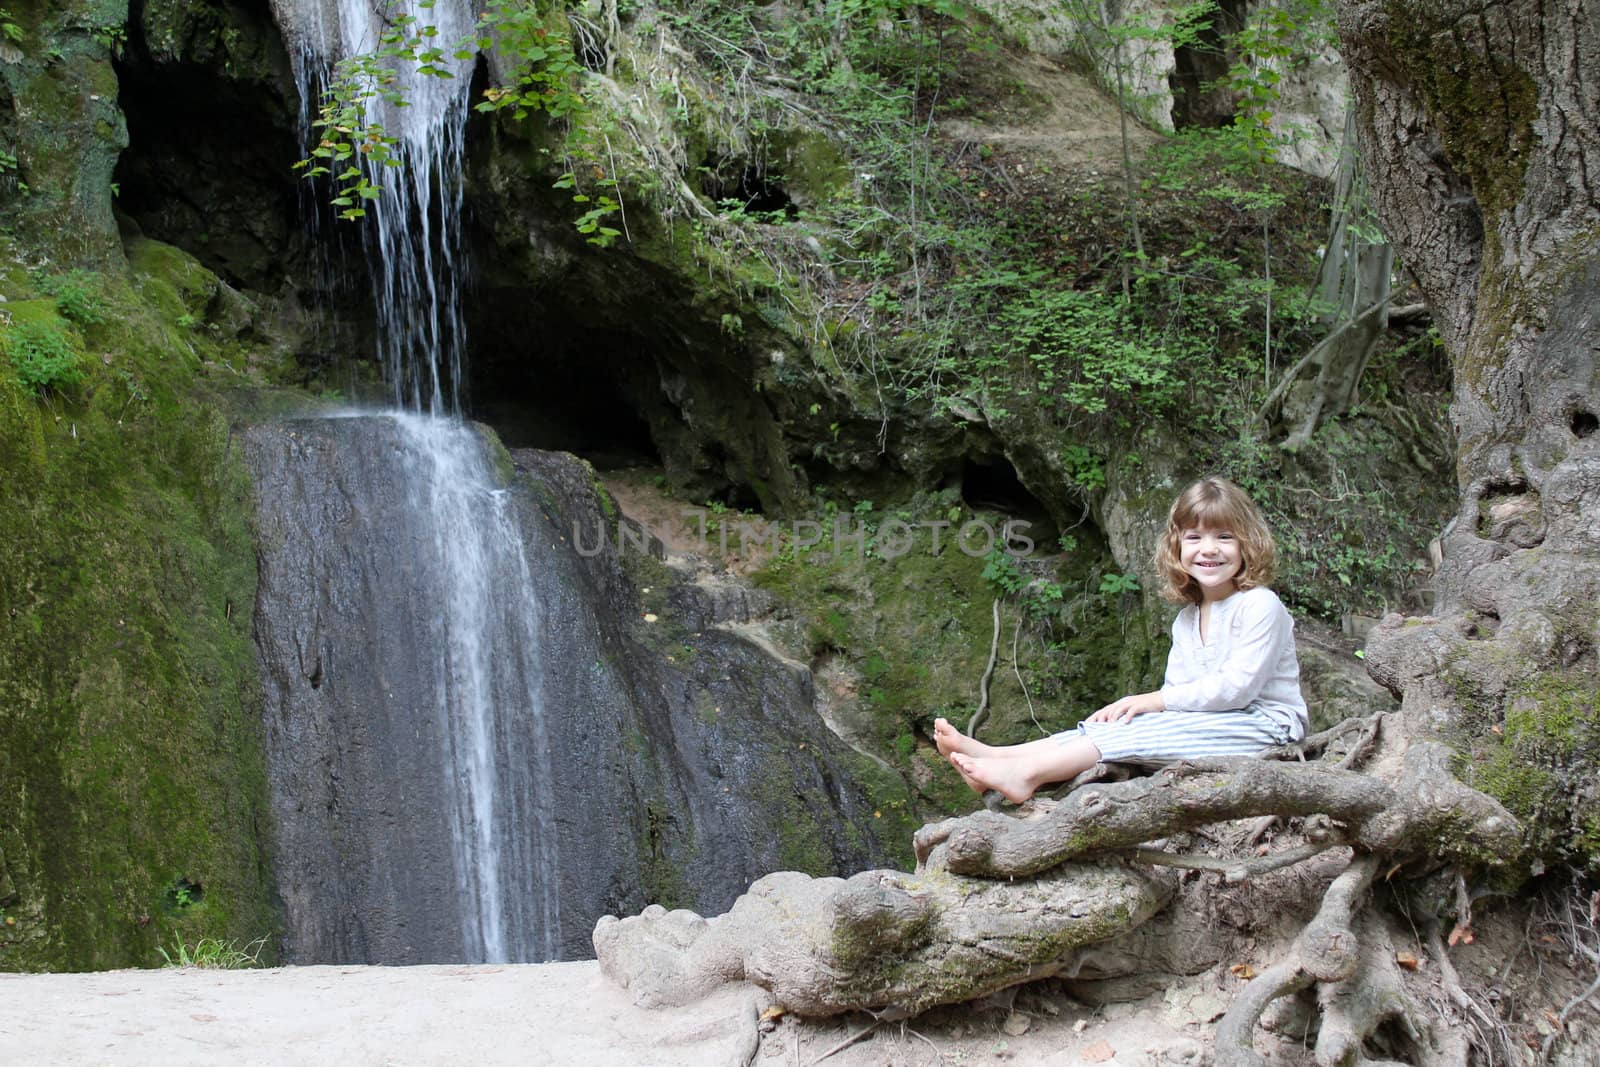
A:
[[0, 237, 279, 971], [583, 458, 618, 520], [1386, 3, 1537, 220], [768, 129, 851, 204], [637, 803, 695, 910], [755, 764, 835, 876], [1461, 670, 1600, 873]]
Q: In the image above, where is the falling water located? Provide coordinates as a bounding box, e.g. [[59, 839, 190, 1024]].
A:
[[261, 0, 562, 962], [273, 0, 474, 413], [392, 412, 562, 962]]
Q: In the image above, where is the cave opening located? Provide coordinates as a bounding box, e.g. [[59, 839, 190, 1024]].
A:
[[958, 453, 1056, 546], [463, 287, 665, 470], [1572, 408, 1598, 439], [1167, 0, 1250, 130], [112, 0, 308, 293], [699, 155, 797, 219]]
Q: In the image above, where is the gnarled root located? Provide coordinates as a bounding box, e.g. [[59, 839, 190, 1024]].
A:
[[597, 736, 1520, 1038], [1216, 854, 1379, 1066], [596, 863, 1169, 1017], [1216, 854, 1466, 1067], [1316, 916, 1464, 1067], [915, 743, 1517, 879]]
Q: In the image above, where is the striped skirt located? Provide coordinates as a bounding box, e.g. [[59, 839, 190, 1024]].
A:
[[1059, 708, 1296, 763]]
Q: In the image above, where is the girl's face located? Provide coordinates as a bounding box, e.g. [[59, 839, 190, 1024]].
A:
[[1179, 526, 1242, 601]]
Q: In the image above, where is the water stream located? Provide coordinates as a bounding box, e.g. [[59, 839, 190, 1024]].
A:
[[257, 0, 561, 963]]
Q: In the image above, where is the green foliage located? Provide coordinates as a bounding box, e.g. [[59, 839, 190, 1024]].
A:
[[554, 172, 624, 247], [1214, 0, 1336, 159], [1097, 572, 1139, 596], [38, 269, 105, 326], [297, 0, 597, 226], [0, 7, 22, 43], [1060, 445, 1105, 492], [473, 0, 587, 121], [3, 319, 84, 397], [88, 19, 126, 56], [157, 936, 267, 969], [993, 286, 1179, 415], [980, 547, 1024, 595]]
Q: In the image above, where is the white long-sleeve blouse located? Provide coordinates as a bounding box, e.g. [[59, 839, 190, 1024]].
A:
[[1158, 586, 1308, 737]]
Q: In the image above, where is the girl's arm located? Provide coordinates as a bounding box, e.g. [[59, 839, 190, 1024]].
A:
[[1159, 592, 1291, 712]]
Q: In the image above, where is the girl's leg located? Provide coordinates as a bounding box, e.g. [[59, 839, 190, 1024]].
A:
[[934, 718, 1066, 760], [949, 736, 1102, 804]]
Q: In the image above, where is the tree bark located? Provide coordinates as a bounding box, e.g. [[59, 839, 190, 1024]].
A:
[[1333, 1, 1600, 853]]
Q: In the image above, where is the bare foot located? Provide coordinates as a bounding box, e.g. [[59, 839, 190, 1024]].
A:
[[946, 750, 986, 794], [933, 717, 998, 758], [950, 753, 1037, 805]]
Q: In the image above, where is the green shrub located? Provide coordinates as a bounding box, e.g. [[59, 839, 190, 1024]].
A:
[[4, 319, 85, 397], [38, 269, 106, 326]]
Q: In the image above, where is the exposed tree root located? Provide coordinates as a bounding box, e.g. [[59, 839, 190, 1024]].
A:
[[595, 863, 1170, 1017], [913, 743, 1516, 879], [1215, 854, 1378, 1066], [597, 733, 1519, 1038]]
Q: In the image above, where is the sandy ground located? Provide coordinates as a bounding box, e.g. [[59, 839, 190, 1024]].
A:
[[0, 961, 1222, 1067], [1, 963, 758, 1067]]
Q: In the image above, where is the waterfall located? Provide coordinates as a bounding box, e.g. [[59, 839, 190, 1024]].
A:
[[256, 0, 563, 963], [273, 0, 475, 413], [394, 413, 562, 962]]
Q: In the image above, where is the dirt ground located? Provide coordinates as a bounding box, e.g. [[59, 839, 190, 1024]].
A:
[[1, 961, 1243, 1067], [4, 893, 1592, 1065]]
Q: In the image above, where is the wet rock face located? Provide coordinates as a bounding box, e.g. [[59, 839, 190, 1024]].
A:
[[512, 447, 892, 924], [247, 415, 890, 964]]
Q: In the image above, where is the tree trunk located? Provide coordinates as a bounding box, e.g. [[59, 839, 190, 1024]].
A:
[[1278, 109, 1395, 450], [1334, 0, 1600, 862]]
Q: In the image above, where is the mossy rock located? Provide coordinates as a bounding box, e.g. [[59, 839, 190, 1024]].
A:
[[0, 239, 279, 970], [1461, 669, 1600, 873]]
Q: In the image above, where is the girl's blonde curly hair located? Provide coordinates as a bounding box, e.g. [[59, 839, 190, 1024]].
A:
[[1155, 476, 1277, 605]]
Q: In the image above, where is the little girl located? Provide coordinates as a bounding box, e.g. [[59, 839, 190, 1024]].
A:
[[937, 476, 1307, 804]]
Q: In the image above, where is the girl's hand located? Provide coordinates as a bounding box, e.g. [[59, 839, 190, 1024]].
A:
[[1088, 691, 1166, 723]]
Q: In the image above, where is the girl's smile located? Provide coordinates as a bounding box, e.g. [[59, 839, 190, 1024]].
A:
[[1180, 527, 1242, 600]]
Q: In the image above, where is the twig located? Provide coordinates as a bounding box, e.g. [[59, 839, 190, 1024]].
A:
[[1252, 295, 1393, 425], [1125, 840, 1336, 882], [1260, 715, 1376, 764], [1426, 923, 1496, 1030], [967, 598, 1000, 737], [903, 1025, 941, 1056], [1334, 715, 1383, 771], [810, 1021, 881, 1065], [1540, 969, 1600, 1063], [1245, 815, 1279, 846], [1012, 616, 1043, 736]]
